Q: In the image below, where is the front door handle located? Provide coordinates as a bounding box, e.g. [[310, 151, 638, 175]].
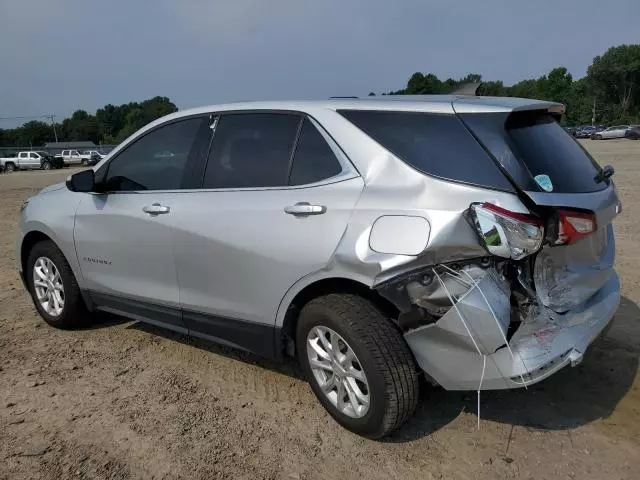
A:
[[143, 203, 170, 215], [284, 202, 326, 216]]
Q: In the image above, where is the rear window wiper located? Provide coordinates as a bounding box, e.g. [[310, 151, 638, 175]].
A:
[[594, 164, 614, 184]]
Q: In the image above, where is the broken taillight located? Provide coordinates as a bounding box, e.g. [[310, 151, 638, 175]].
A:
[[469, 203, 544, 260], [555, 209, 597, 245]]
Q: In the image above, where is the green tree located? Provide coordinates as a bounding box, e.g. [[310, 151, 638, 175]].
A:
[[0, 96, 179, 148], [113, 108, 144, 143], [588, 44, 640, 119], [477, 80, 506, 96], [96, 104, 125, 139], [542, 67, 573, 103], [507, 79, 539, 99], [16, 121, 54, 146], [61, 110, 100, 143]]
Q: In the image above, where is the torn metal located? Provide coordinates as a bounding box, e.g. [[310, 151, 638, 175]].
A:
[[377, 245, 619, 391], [534, 225, 615, 313]]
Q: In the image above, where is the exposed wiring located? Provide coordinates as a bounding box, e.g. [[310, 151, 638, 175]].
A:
[[450, 265, 531, 389], [433, 268, 487, 429], [478, 355, 486, 430]]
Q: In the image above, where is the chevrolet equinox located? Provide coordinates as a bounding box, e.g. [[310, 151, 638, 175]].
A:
[[18, 96, 621, 438]]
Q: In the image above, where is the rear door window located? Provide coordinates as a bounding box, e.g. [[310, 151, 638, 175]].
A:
[[337, 110, 514, 191], [203, 113, 301, 189], [289, 119, 342, 185]]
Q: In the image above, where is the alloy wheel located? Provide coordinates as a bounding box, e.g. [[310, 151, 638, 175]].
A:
[[306, 326, 370, 418], [33, 256, 65, 317]]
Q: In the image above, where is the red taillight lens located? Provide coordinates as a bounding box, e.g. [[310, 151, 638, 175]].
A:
[[469, 203, 544, 260], [556, 209, 597, 245]]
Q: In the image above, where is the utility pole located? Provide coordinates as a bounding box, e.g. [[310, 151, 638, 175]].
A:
[[46, 114, 59, 143]]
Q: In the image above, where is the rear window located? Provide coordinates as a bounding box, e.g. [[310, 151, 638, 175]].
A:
[[460, 112, 607, 193], [337, 110, 514, 191]]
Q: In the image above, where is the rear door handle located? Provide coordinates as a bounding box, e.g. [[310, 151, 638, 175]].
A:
[[143, 203, 170, 215], [284, 202, 326, 216]]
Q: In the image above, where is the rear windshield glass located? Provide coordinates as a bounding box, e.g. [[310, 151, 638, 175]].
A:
[[337, 110, 514, 191], [460, 112, 607, 193]]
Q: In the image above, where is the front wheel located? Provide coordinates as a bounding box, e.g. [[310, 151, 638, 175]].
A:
[[27, 240, 88, 329], [595, 134, 603, 140], [296, 294, 419, 438]]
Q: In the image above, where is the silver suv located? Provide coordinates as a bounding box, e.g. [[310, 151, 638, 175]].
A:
[[18, 96, 621, 438]]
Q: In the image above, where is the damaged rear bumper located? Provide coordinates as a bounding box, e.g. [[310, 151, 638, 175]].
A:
[[404, 272, 620, 390]]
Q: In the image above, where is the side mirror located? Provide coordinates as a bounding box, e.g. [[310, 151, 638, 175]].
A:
[[66, 169, 95, 192]]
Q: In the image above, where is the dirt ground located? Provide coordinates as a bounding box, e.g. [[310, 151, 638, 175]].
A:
[[1, 141, 639, 480]]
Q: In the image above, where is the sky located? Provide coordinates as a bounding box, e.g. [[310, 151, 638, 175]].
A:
[[0, 0, 638, 127]]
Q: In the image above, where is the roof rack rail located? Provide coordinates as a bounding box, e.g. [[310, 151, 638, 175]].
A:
[[329, 96, 359, 99]]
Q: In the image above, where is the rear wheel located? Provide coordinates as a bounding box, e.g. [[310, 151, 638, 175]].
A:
[[26, 240, 88, 329], [42, 161, 51, 170], [296, 294, 419, 438], [5, 162, 15, 172], [81, 159, 88, 166]]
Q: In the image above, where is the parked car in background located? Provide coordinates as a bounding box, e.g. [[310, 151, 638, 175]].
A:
[[80, 150, 105, 165], [592, 125, 630, 139], [56, 150, 93, 166], [0, 151, 63, 171], [625, 125, 640, 140], [575, 126, 598, 138], [18, 96, 621, 438]]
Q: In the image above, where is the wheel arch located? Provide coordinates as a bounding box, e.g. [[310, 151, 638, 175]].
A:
[[276, 275, 400, 358], [20, 225, 83, 285], [20, 228, 93, 311], [21, 230, 57, 275]]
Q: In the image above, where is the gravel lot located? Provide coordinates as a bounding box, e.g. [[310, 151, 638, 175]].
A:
[[1, 141, 639, 479]]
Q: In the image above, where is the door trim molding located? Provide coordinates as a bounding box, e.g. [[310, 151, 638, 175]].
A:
[[90, 291, 187, 333], [88, 291, 279, 360]]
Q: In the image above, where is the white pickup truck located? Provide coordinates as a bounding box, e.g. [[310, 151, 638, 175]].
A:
[[0, 151, 64, 171]]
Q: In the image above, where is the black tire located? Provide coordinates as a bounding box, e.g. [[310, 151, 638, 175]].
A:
[[26, 240, 88, 329], [81, 159, 88, 166], [595, 134, 603, 140], [5, 162, 15, 172], [296, 294, 419, 438], [42, 161, 51, 170]]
